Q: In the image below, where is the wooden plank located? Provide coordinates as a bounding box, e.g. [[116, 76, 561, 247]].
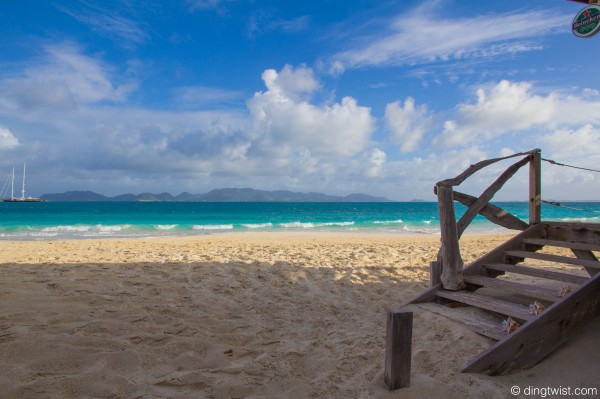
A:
[[437, 184, 464, 290], [571, 249, 599, 277], [463, 223, 545, 277], [455, 156, 531, 238], [505, 250, 600, 269], [464, 275, 559, 302], [463, 269, 600, 375], [404, 284, 442, 306], [483, 263, 589, 285], [529, 150, 541, 225], [522, 238, 600, 252], [437, 149, 539, 187], [461, 319, 506, 341], [435, 290, 533, 321], [430, 261, 442, 286], [384, 311, 413, 390], [453, 191, 528, 231], [414, 303, 505, 341], [546, 222, 600, 247]]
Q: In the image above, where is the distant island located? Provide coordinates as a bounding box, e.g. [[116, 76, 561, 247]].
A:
[[40, 188, 392, 202]]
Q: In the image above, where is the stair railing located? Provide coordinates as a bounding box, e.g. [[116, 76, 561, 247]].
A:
[[432, 149, 542, 290]]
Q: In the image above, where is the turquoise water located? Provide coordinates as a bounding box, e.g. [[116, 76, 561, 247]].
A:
[[0, 201, 598, 240]]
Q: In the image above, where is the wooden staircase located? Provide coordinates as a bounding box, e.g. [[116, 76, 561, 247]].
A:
[[413, 222, 600, 375], [385, 150, 600, 384]]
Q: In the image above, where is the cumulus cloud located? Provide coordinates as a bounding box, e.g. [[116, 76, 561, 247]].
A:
[[261, 64, 321, 101], [0, 59, 381, 196], [385, 97, 434, 153], [365, 148, 386, 177], [247, 65, 375, 158], [435, 80, 600, 148], [0, 126, 20, 150], [543, 125, 600, 159], [435, 80, 556, 147], [332, 4, 563, 71]]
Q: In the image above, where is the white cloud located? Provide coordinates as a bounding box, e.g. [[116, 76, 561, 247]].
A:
[[385, 97, 434, 153], [332, 5, 563, 71], [365, 148, 386, 177], [0, 59, 381, 196], [543, 125, 600, 159], [436, 80, 556, 146], [539, 126, 600, 198], [247, 65, 375, 158], [261, 64, 321, 101], [0, 126, 20, 150], [0, 43, 135, 111], [435, 80, 600, 148]]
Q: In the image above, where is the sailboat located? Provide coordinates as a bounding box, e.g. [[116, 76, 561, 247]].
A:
[[2, 163, 45, 202]]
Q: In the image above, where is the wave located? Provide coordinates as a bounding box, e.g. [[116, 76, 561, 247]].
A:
[[372, 219, 404, 225], [402, 224, 440, 234], [192, 224, 234, 230], [154, 224, 178, 230], [279, 222, 316, 229], [318, 221, 355, 227], [241, 223, 273, 229], [557, 216, 600, 222], [41, 224, 132, 233]]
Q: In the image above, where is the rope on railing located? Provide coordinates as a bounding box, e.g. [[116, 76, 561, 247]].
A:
[[541, 199, 600, 214], [542, 158, 600, 173]]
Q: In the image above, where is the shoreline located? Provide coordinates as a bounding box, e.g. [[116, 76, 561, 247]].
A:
[[0, 231, 517, 265], [0, 226, 516, 243]]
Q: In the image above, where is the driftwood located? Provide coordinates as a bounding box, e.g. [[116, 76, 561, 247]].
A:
[[437, 149, 539, 187], [452, 191, 528, 231], [433, 151, 538, 291], [455, 156, 531, 238], [529, 150, 541, 224], [436, 184, 464, 290]]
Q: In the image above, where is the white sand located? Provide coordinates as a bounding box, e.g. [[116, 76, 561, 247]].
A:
[[0, 233, 598, 398]]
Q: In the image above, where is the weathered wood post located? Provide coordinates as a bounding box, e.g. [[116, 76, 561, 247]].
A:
[[529, 149, 541, 225], [429, 260, 441, 286], [436, 184, 465, 290], [384, 310, 413, 390]]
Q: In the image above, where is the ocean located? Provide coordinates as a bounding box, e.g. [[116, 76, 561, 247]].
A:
[[0, 201, 598, 240]]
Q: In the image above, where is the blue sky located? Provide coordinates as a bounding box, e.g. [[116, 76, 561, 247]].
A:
[[0, 0, 599, 200]]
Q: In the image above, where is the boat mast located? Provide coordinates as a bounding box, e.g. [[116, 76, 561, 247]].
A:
[[11, 167, 14, 200], [21, 162, 26, 199]]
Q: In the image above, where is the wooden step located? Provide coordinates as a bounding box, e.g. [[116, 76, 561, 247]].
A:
[[465, 319, 507, 341], [522, 238, 600, 252], [483, 263, 589, 285], [435, 290, 533, 321], [505, 250, 600, 269], [416, 302, 506, 341], [464, 275, 560, 302], [463, 267, 600, 375]]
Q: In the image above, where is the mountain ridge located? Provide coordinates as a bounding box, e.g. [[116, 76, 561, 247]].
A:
[[40, 188, 393, 202]]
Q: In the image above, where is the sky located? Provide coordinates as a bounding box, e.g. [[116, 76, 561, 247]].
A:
[[1, 0, 599, 201]]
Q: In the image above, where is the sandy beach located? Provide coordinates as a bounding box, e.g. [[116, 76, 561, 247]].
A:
[[0, 232, 598, 398]]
